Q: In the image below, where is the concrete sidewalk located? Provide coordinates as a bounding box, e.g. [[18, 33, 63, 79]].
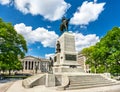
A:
[[6, 80, 120, 92], [0, 81, 14, 92]]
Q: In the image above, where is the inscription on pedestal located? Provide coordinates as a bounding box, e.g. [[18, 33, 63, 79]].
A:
[[65, 35, 75, 51]]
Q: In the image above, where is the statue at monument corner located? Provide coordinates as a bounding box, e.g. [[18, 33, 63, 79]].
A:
[[60, 17, 70, 32], [56, 41, 61, 53]]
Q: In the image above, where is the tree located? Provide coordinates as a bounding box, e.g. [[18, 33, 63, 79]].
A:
[[81, 27, 120, 74], [0, 18, 27, 75]]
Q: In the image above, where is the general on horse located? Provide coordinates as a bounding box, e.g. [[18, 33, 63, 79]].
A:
[[60, 17, 70, 32]]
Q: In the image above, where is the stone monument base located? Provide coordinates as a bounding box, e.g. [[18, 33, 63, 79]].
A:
[[53, 66, 84, 73], [22, 72, 118, 90]]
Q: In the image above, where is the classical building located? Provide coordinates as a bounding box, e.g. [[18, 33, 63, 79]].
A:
[[20, 56, 50, 74], [77, 53, 90, 73]]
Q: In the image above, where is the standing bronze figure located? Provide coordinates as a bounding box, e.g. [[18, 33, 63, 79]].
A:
[[60, 17, 70, 32], [56, 41, 61, 53], [49, 57, 53, 73]]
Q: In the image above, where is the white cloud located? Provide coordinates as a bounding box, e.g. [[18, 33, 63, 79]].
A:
[[14, 23, 99, 53], [0, 0, 11, 5], [70, 1, 105, 25], [74, 32, 99, 51], [45, 53, 55, 59], [14, 23, 58, 48], [1, 0, 70, 21]]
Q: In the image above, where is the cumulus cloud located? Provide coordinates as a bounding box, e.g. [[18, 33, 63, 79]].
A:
[[14, 23, 58, 47], [45, 53, 55, 59], [70, 1, 105, 25], [74, 32, 99, 51], [0, 0, 70, 21], [0, 0, 11, 5]]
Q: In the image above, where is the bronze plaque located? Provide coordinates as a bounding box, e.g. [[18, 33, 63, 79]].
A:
[[65, 54, 76, 61]]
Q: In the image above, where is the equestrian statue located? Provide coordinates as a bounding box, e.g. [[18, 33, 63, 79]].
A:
[[60, 17, 70, 32]]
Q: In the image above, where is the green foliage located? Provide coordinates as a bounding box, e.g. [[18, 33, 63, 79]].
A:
[[81, 27, 120, 74], [0, 18, 27, 73]]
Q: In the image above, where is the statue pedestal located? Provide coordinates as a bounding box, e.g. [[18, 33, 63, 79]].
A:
[[53, 66, 84, 73], [53, 32, 84, 73]]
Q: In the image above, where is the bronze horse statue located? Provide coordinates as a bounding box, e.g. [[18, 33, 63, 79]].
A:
[[60, 17, 70, 32]]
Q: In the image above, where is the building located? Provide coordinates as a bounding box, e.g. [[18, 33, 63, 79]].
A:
[[77, 54, 90, 73], [20, 56, 50, 74]]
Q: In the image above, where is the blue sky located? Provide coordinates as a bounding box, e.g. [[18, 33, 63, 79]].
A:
[[0, 0, 120, 58]]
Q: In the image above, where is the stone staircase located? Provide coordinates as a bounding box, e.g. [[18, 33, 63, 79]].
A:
[[22, 73, 120, 90], [22, 74, 46, 88], [66, 74, 118, 90]]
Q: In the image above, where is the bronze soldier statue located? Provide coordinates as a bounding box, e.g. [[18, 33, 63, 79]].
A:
[[49, 57, 53, 73], [56, 41, 61, 53], [60, 17, 70, 32]]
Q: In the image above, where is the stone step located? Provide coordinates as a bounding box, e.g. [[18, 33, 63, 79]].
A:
[[69, 75, 102, 78], [65, 74, 118, 90], [70, 79, 110, 83], [70, 79, 113, 83], [70, 81, 113, 85], [70, 79, 108, 82], [66, 83, 117, 90], [69, 76, 111, 84], [69, 81, 115, 87], [69, 77, 105, 81], [69, 76, 105, 80]]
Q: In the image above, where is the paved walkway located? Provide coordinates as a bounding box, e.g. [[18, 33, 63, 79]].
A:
[[0, 81, 14, 92], [4, 80, 120, 92]]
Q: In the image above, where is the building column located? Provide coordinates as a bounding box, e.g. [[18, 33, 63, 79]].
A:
[[32, 61, 33, 70], [23, 61, 25, 70], [27, 61, 29, 70], [30, 61, 32, 70], [33, 61, 35, 70]]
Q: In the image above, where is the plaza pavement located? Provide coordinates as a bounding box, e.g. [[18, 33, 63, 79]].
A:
[[0, 81, 14, 92], [1, 80, 119, 92]]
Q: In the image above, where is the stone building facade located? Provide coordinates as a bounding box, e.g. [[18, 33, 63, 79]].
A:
[[77, 54, 90, 73], [20, 56, 50, 74]]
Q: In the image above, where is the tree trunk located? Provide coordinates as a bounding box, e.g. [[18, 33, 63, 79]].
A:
[[9, 69, 11, 75]]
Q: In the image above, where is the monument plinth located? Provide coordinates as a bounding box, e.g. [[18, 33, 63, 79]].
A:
[[53, 32, 84, 73]]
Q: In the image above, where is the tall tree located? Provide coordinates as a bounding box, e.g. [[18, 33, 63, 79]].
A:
[[81, 27, 120, 74], [0, 18, 27, 75]]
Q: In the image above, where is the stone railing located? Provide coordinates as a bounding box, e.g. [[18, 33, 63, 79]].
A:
[[57, 75, 69, 90], [22, 74, 46, 88]]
